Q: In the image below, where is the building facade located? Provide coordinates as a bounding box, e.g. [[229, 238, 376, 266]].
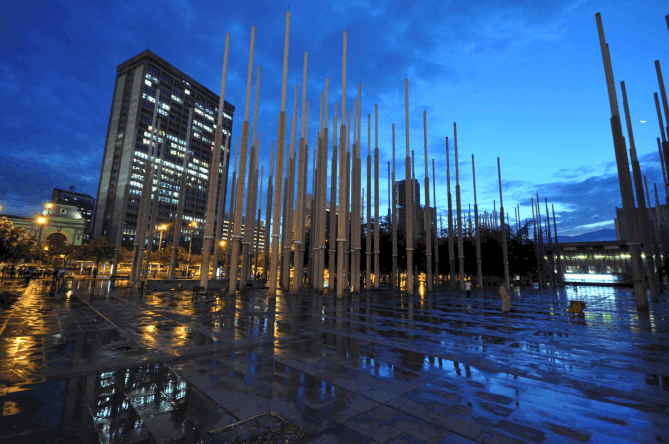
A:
[[1, 204, 86, 248], [93, 50, 234, 254], [52, 188, 95, 243], [614, 205, 668, 242]]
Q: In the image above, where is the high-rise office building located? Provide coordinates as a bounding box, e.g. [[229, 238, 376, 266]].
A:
[[52, 187, 95, 243], [93, 50, 234, 253]]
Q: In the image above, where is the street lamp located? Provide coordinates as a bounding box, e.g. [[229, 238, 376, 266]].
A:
[[186, 221, 198, 277], [219, 240, 226, 278], [158, 224, 168, 251], [39, 203, 53, 248]]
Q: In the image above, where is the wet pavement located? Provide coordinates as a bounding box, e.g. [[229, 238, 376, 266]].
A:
[[0, 276, 668, 443]]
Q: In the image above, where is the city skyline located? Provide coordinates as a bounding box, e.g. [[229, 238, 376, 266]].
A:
[[1, 0, 668, 237]]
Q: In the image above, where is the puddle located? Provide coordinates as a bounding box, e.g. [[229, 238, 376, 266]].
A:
[[209, 411, 304, 443]]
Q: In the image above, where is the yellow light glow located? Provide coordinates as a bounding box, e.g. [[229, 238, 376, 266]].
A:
[[38, 217, 46, 223], [46, 203, 53, 209]]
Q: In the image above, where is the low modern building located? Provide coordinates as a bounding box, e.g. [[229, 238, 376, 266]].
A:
[[544, 240, 638, 285]]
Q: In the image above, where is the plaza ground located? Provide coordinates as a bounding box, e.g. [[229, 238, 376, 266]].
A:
[[0, 277, 668, 443]]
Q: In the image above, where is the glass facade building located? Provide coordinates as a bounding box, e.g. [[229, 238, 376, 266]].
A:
[[93, 50, 234, 253]]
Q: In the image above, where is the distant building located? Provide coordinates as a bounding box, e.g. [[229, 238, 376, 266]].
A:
[[92, 50, 235, 254], [1, 204, 85, 248], [614, 205, 668, 242], [52, 188, 95, 242]]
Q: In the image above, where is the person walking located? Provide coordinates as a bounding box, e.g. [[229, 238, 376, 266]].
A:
[[93, 268, 99, 280], [499, 282, 515, 313], [24, 267, 32, 285], [465, 280, 472, 297], [57, 268, 67, 289]]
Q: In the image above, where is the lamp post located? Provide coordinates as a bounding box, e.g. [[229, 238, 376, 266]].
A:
[[158, 225, 168, 251], [186, 221, 197, 277], [219, 240, 226, 278], [40, 203, 53, 249]]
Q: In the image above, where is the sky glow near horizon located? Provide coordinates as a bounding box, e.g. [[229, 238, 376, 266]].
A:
[[0, 0, 668, 237]]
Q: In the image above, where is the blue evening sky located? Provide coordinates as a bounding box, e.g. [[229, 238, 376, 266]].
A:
[[0, 0, 667, 237]]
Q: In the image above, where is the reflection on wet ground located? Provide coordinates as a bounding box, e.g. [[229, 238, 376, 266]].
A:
[[1, 277, 668, 443]]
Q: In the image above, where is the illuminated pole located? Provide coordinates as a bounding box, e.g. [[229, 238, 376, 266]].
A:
[[552, 204, 562, 286], [423, 111, 432, 291], [336, 30, 348, 298], [268, 12, 290, 293], [40, 203, 53, 249], [111, 181, 130, 282], [228, 26, 255, 295], [622, 81, 659, 303], [292, 53, 309, 292], [240, 65, 262, 289], [129, 106, 159, 283], [352, 84, 362, 293], [432, 159, 439, 287], [186, 221, 197, 275], [226, 137, 239, 277], [374, 105, 380, 288], [404, 78, 414, 295], [329, 101, 338, 289], [268, 12, 290, 294], [366, 113, 372, 289], [446, 137, 455, 290], [655, 61, 669, 170], [455, 124, 464, 291], [213, 134, 231, 278], [531, 197, 542, 288], [316, 81, 329, 292], [646, 177, 665, 267], [170, 110, 194, 280], [497, 158, 510, 291], [543, 198, 555, 287], [596, 13, 647, 309], [535, 196, 546, 287], [143, 125, 168, 279], [472, 155, 482, 289], [201, 33, 230, 289], [254, 166, 263, 276], [261, 143, 274, 281], [657, 139, 669, 257], [392, 124, 398, 289], [282, 87, 298, 291], [111, 129, 139, 282]]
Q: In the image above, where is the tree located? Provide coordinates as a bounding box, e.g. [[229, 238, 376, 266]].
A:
[[0, 217, 41, 263], [150, 246, 187, 268], [78, 237, 115, 268]]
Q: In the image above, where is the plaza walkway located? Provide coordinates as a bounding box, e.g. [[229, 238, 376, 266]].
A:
[[0, 276, 668, 443]]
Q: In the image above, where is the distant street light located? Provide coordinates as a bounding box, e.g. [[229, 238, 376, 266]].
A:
[[158, 224, 168, 251], [186, 221, 198, 277], [38, 203, 53, 248]]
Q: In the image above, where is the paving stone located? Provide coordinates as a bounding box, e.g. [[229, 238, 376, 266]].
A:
[[1, 279, 669, 443]]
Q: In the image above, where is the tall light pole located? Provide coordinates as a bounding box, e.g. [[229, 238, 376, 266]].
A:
[[40, 203, 53, 249], [158, 225, 167, 251], [186, 221, 197, 277]]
